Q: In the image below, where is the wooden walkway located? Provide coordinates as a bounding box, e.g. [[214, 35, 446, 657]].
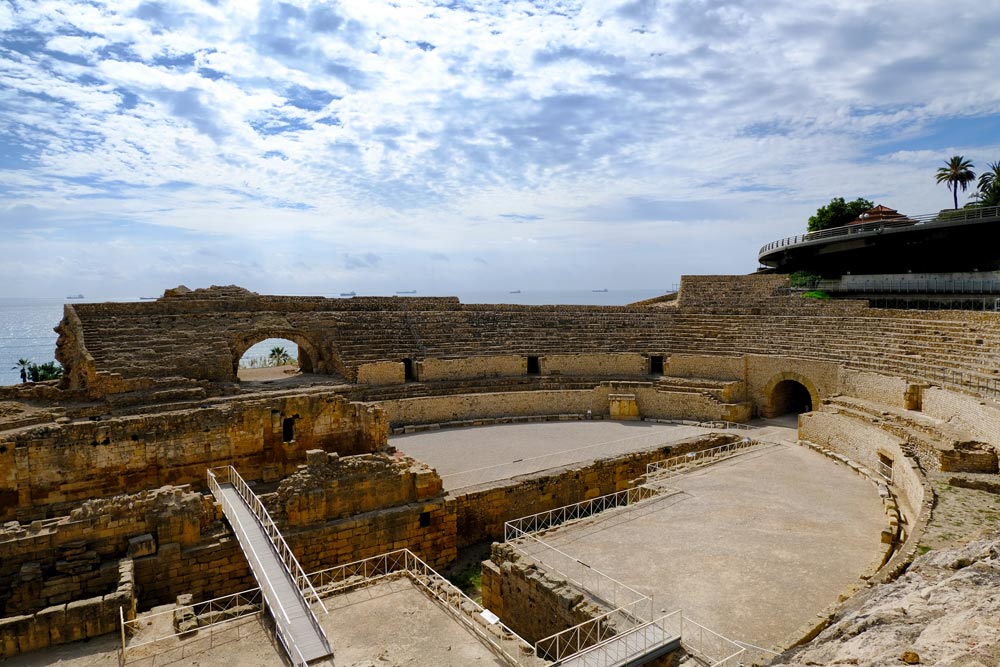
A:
[[216, 482, 334, 666]]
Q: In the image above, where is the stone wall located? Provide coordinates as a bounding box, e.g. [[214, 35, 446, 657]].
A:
[[922, 386, 1000, 449], [379, 386, 748, 428], [452, 433, 738, 547], [417, 355, 525, 381], [357, 361, 405, 385], [747, 355, 840, 417], [0, 485, 208, 617], [481, 544, 611, 645], [0, 393, 386, 521], [666, 353, 745, 381], [541, 353, 648, 377], [268, 451, 443, 527], [838, 370, 911, 409], [0, 558, 135, 658]]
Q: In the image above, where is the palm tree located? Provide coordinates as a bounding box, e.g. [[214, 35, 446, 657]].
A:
[[11, 358, 30, 383], [977, 160, 1000, 196], [268, 346, 290, 366], [935, 155, 976, 209]]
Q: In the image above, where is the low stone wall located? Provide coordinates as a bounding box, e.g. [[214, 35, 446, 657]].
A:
[[379, 386, 748, 428], [839, 370, 912, 409], [481, 543, 611, 645], [452, 433, 739, 547], [542, 353, 648, 376], [417, 355, 525, 381], [666, 353, 745, 381], [0, 558, 135, 658]]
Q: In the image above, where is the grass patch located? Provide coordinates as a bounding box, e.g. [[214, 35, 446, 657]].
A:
[[802, 290, 831, 300], [446, 563, 482, 598], [917, 545, 932, 555]]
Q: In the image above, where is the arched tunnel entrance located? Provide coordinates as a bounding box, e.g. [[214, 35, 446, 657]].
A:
[[769, 379, 813, 416]]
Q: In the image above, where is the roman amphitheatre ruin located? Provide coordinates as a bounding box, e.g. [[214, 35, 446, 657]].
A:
[[1, 268, 999, 666]]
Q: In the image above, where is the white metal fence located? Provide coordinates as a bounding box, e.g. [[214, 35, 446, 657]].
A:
[[307, 549, 537, 667], [646, 437, 769, 481]]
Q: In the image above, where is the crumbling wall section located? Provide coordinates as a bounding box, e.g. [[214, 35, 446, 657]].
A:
[[0, 393, 386, 521]]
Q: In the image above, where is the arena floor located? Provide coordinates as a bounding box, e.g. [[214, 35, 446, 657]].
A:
[[513, 442, 887, 649], [392, 419, 797, 489]]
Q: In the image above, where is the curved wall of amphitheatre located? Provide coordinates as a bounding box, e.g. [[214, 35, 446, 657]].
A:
[[2, 275, 999, 659]]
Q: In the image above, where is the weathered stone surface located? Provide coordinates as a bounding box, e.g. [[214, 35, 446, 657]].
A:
[[772, 537, 1000, 667]]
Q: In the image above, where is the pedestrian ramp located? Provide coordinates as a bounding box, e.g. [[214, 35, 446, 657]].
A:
[[208, 466, 334, 666], [557, 620, 680, 667]]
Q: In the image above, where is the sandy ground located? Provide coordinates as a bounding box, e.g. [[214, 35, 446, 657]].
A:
[[394, 420, 751, 490], [237, 366, 301, 382], [515, 442, 887, 649]]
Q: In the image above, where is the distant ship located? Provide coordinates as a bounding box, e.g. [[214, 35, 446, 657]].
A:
[[592, 288, 608, 293], [509, 290, 521, 294], [395, 290, 417, 294], [66, 294, 84, 299], [339, 291, 356, 297], [139, 297, 157, 300]]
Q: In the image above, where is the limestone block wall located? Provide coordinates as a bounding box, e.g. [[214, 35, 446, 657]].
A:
[[379, 385, 749, 428], [839, 371, 911, 409], [268, 451, 443, 527], [666, 354, 745, 381], [747, 355, 840, 417], [799, 412, 905, 481], [0, 393, 386, 521], [0, 558, 135, 658], [451, 433, 738, 547], [378, 390, 598, 426], [417, 355, 525, 381], [357, 361, 404, 385], [541, 353, 648, 376], [922, 387, 1000, 450], [133, 538, 253, 609], [481, 545, 610, 645], [0, 486, 209, 616], [287, 498, 457, 572]]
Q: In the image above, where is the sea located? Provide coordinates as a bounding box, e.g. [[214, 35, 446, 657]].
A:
[[0, 288, 669, 387]]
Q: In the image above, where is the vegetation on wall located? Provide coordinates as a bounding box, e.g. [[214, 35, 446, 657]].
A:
[[807, 197, 874, 233]]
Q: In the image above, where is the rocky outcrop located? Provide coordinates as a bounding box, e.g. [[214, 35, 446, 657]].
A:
[[774, 535, 1000, 666]]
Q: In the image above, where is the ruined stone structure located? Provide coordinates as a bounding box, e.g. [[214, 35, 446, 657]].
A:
[[1, 275, 998, 661]]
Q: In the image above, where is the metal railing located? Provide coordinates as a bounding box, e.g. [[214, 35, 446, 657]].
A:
[[512, 532, 652, 614], [535, 598, 654, 661], [206, 467, 329, 667], [681, 616, 747, 666], [119, 588, 264, 665], [938, 367, 1000, 401], [207, 466, 327, 612], [307, 549, 535, 667], [504, 484, 663, 542], [876, 458, 893, 484], [819, 276, 1000, 295], [646, 438, 767, 481], [758, 206, 1000, 257]]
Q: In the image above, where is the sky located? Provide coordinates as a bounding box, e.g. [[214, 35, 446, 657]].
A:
[[1, 0, 999, 298]]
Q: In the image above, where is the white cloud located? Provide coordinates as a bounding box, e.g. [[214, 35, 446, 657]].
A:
[[0, 0, 998, 296]]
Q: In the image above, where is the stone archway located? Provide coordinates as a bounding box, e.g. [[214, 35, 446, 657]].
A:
[[761, 372, 820, 418], [230, 331, 324, 380]]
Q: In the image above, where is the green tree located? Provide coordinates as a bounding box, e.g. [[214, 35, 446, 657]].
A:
[[27, 361, 63, 382], [268, 346, 291, 366], [807, 197, 874, 233], [935, 155, 976, 210], [976, 161, 1000, 200], [11, 358, 30, 383]]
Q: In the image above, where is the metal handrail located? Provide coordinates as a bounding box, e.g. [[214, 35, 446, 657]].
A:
[[758, 205, 1000, 257], [207, 467, 330, 667], [646, 438, 767, 479], [209, 466, 327, 613], [504, 484, 663, 542], [307, 549, 535, 667], [535, 598, 653, 661]]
